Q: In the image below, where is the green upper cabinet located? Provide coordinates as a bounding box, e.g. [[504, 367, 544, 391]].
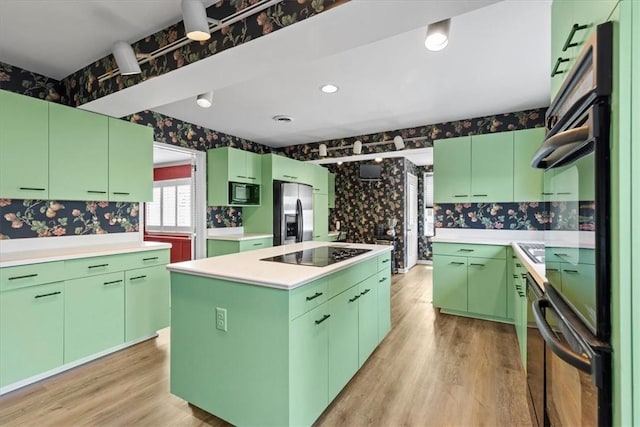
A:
[[513, 128, 545, 201], [49, 103, 109, 200], [108, 118, 153, 202], [0, 90, 50, 199], [434, 136, 471, 202], [313, 193, 329, 241], [470, 132, 514, 202], [311, 165, 328, 194], [328, 172, 335, 208], [271, 154, 304, 183], [207, 147, 262, 206]]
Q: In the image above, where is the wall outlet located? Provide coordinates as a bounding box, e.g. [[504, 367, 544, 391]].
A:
[[215, 307, 227, 332]]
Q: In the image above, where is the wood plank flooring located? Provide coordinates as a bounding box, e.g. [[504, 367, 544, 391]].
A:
[[0, 265, 532, 426]]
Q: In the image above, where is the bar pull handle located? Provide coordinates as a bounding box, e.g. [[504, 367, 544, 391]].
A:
[[564, 270, 579, 274], [129, 275, 147, 281], [453, 195, 468, 198], [469, 263, 485, 267], [379, 277, 387, 283], [472, 194, 488, 197], [253, 243, 263, 246], [551, 57, 570, 77], [9, 273, 38, 281], [305, 292, 323, 301], [34, 291, 61, 299], [348, 295, 360, 303], [449, 262, 465, 265], [382, 259, 390, 263], [103, 279, 123, 286], [315, 314, 330, 325], [458, 249, 474, 252], [112, 191, 130, 195], [557, 192, 573, 195], [87, 190, 107, 194], [360, 288, 371, 296], [542, 192, 555, 195], [248, 177, 257, 180], [562, 23, 589, 51], [142, 257, 159, 261], [19, 187, 46, 191], [516, 263, 522, 267], [88, 264, 109, 269], [547, 268, 559, 272], [554, 253, 569, 257]]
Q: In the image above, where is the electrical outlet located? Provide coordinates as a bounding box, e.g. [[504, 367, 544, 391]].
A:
[[215, 307, 227, 332]]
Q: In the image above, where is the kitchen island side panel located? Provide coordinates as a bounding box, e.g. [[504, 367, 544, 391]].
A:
[[170, 272, 290, 426]]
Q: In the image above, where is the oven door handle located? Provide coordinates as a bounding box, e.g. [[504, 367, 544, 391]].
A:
[[531, 125, 590, 169], [532, 298, 591, 373]]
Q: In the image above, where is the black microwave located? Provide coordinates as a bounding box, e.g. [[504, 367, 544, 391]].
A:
[[229, 182, 260, 205]]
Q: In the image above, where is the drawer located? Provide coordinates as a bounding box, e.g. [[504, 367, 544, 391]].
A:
[[120, 249, 170, 271], [545, 247, 595, 265], [377, 268, 391, 288], [238, 238, 273, 252], [0, 261, 65, 292], [289, 278, 329, 320], [64, 254, 129, 279], [327, 257, 377, 299], [432, 243, 506, 259], [377, 252, 392, 272]]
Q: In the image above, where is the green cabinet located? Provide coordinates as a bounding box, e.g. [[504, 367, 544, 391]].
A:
[[510, 251, 528, 369], [357, 275, 379, 366], [271, 154, 304, 183], [49, 102, 109, 200], [64, 272, 125, 363], [311, 165, 329, 194], [108, 118, 153, 202], [470, 132, 514, 202], [0, 282, 64, 388], [207, 147, 262, 206], [377, 253, 392, 342], [313, 193, 329, 241], [207, 237, 273, 257], [433, 243, 508, 321], [125, 265, 170, 342], [513, 128, 545, 201], [0, 90, 50, 199], [327, 285, 359, 401], [434, 136, 471, 202], [561, 262, 596, 327], [328, 173, 336, 208]]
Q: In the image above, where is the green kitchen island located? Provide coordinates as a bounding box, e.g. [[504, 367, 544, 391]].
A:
[[167, 241, 392, 427]]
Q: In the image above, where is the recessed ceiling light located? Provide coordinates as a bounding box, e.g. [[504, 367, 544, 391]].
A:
[[320, 84, 339, 94], [273, 115, 293, 123], [375, 157, 383, 163]]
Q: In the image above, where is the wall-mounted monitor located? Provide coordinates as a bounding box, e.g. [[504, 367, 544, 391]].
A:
[[359, 164, 382, 180]]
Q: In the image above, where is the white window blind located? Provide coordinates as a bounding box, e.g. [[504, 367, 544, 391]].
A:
[[424, 172, 435, 237], [146, 178, 192, 233]]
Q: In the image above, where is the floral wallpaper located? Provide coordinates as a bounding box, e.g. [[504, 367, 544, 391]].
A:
[[548, 201, 596, 231], [435, 202, 550, 230], [278, 108, 546, 161], [0, 199, 139, 240], [0, 62, 67, 104], [62, 0, 349, 106], [207, 206, 243, 228]]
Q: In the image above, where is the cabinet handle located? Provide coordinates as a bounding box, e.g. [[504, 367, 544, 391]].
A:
[[349, 295, 361, 303], [360, 288, 371, 296], [253, 243, 263, 246], [248, 177, 257, 180], [557, 192, 573, 195], [564, 270, 579, 274], [553, 253, 569, 257], [518, 292, 526, 297], [34, 291, 61, 299], [469, 263, 485, 267], [129, 275, 147, 281], [87, 190, 107, 194], [305, 292, 323, 301], [513, 274, 519, 279], [315, 314, 331, 325], [8, 273, 38, 280], [88, 264, 109, 269], [103, 279, 123, 286], [472, 194, 488, 197], [547, 268, 559, 272], [19, 187, 45, 191], [382, 259, 390, 263], [551, 57, 570, 77], [458, 249, 474, 252], [453, 195, 468, 198], [521, 273, 528, 279], [379, 277, 387, 283], [142, 257, 159, 261], [112, 191, 130, 195], [449, 262, 465, 265], [541, 192, 555, 195], [562, 23, 589, 51]]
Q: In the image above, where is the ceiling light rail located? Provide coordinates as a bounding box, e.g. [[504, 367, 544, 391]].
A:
[[101, 0, 282, 83], [315, 135, 431, 156]]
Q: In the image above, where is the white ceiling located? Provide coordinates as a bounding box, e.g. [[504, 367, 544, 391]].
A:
[[0, 0, 551, 166]]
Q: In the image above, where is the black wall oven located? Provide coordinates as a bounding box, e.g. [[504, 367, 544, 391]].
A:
[[531, 22, 613, 426]]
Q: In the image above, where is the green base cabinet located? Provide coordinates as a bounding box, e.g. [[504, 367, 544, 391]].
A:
[[207, 237, 273, 257], [467, 257, 507, 318], [433, 255, 468, 312], [377, 253, 392, 342], [327, 287, 359, 402], [125, 265, 170, 341]]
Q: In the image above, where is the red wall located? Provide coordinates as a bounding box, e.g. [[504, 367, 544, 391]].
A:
[[154, 164, 191, 181]]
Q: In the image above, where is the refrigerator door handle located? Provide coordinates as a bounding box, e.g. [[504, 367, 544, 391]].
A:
[[296, 198, 303, 243], [532, 298, 592, 373]]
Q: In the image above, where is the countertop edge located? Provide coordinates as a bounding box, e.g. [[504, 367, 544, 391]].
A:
[[206, 234, 274, 241], [510, 242, 547, 288]]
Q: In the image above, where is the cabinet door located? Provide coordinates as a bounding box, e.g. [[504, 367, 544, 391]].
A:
[[289, 304, 329, 427], [513, 128, 545, 201], [433, 136, 471, 202], [228, 147, 250, 183], [238, 237, 273, 252], [312, 165, 328, 194], [272, 154, 302, 183], [507, 253, 516, 321], [471, 132, 514, 202], [64, 272, 124, 363], [358, 275, 379, 366], [0, 282, 64, 387], [377, 269, 391, 341], [125, 265, 170, 341], [0, 90, 50, 199], [313, 193, 329, 241], [467, 257, 507, 318], [432, 255, 468, 312], [328, 286, 359, 401], [550, 0, 576, 100], [561, 263, 596, 327], [49, 103, 109, 200], [108, 118, 153, 202], [245, 151, 262, 184], [546, 261, 563, 291], [328, 173, 336, 208]]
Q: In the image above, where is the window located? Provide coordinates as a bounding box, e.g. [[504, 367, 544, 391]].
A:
[[145, 178, 192, 233]]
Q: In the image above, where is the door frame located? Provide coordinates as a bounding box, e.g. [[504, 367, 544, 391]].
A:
[[406, 172, 418, 270]]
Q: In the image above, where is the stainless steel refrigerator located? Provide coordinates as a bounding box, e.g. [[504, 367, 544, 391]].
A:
[[273, 180, 313, 246]]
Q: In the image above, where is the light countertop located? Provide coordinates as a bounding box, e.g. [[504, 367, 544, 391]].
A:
[[0, 241, 171, 268], [167, 241, 392, 290], [207, 233, 273, 241], [510, 242, 547, 288]]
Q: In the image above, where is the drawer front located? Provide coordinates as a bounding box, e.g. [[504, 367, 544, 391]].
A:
[[545, 247, 595, 265], [238, 238, 273, 252], [377, 252, 392, 272], [327, 257, 377, 299], [290, 278, 329, 320], [64, 254, 129, 279], [0, 261, 65, 292], [433, 243, 506, 259], [120, 249, 170, 271]]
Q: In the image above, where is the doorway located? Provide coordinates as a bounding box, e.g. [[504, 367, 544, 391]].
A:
[[406, 173, 418, 270]]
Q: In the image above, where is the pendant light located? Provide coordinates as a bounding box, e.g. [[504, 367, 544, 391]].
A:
[[182, 0, 211, 41], [393, 135, 405, 150], [112, 41, 141, 75], [425, 19, 451, 51], [353, 140, 362, 155], [318, 144, 328, 157], [196, 91, 214, 108]]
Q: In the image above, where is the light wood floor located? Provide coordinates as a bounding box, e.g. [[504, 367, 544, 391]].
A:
[[0, 265, 532, 427]]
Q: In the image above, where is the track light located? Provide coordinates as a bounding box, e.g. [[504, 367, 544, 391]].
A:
[[319, 144, 328, 157], [112, 41, 141, 75], [196, 91, 214, 108], [393, 135, 405, 150], [182, 0, 211, 41], [353, 140, 362, 155], [425, 19, 451, 51]]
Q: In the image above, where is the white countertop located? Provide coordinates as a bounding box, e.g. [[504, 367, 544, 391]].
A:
[[167, 241, 392, 290], [207, 233, 273, 241], [0, 241, 171, 268], [430, 229, 544, 245], [510, 242, 547, 289]]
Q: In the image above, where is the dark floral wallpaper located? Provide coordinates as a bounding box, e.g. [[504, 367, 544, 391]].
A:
[[0, 62, 67, 104], [207, 206, 243, 228], [278, 108, 546, 161], [62, 0, 349, 106], [0, 199, 139, 240]]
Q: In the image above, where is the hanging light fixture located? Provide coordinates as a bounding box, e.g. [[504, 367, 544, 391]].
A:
[[112, 41, 142, 75], [393, 135, 405, 150], [196, 91, 214, 108], [353, 140, 362, 155], [318, 144, 328, 157], [182, 0, 211, 41], [425, 18, 451, 51]]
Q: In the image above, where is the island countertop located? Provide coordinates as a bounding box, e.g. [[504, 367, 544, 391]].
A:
[[167, 241, 392, 290]]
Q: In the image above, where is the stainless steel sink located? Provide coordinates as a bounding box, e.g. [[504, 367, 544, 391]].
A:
[[518, 243, 545, 264]]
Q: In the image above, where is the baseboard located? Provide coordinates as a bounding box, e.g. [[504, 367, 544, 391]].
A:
[[417, 260, 433, 265]]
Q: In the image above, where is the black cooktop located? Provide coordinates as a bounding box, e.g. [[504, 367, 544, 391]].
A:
[[261, 246, 371, 267]]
